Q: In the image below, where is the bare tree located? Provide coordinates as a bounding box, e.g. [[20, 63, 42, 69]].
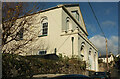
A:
[[2, 2, 45, 55]]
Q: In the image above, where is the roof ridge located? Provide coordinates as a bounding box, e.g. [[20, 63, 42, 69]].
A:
[[57, 4, 79, 7]]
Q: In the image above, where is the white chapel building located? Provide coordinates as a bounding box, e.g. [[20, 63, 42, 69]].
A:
[[4, 4, 99, 71]]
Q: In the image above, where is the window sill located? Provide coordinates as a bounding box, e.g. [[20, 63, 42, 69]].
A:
[[60, 31, 79, 36], [38, 34, 47, 37]]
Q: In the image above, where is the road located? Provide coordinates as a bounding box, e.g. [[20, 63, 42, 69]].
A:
[[110, 68, 120, 79], [0, 53, 2, 79]]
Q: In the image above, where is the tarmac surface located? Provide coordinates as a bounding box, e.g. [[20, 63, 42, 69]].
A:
[[0, 53, 2, 79]]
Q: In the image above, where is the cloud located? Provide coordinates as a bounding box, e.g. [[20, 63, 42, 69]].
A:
[[108, 36, 118, 55], [89, 35, 118, 55], [109, 36, 118, 45], [102, 21, 116, 27]]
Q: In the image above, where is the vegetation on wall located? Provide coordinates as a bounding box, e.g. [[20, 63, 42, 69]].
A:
[[2, 53, 86, 78], [114, 55, 120, 69], [98, 59, 103, 63], [2, 2, 45, 55]]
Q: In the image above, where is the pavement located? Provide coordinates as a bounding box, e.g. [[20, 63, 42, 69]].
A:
[[110, 68, 120, 79], [33, 74, 65, 78], [0, 53, 2, 79]]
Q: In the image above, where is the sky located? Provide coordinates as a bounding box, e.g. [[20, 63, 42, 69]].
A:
[[36, 2, 118, 55]]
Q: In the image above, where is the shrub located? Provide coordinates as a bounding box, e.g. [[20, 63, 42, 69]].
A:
[[98, 59, 103, 63], [2, 53, 87, 78]]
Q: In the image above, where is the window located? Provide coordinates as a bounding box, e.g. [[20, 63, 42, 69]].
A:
[[42, 22, 48, 35], [80, 45, 84, 51], [89, 48, 92, 55], [72, 10, 79, 21], [89, 51, 91, 55], [80, 45, 84, 57], [66, 18, 69, 30], [80, 42, 85, 57], [19, 27, 24, 39], [38, 50, 46, 55], [65, 17, 72, 31], [94, 52, 96, 62], [40, 17, 48, 36], [16, 27, 24, 40]]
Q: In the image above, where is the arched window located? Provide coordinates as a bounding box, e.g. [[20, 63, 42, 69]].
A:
[[89, 48, 92, 55], [80, 45, 84, 51], [40, 16, 48, 35], [66, 17, 72, 31], [71, 10, 79, 21], [16, 27, 24, 40], [19, 27, 24, 39], [94, 52, 96, 61], [80, 42, 85, 57], [94, 52, 96, 70], [88, 48, 92, 69]]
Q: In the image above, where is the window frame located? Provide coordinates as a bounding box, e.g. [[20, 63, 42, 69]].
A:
[[38, 50, 47, 55], [39, 16, 48, 37], [42, 22, 48, 35], [71, 10, 79, 21], [66, 17, 72, 31], [89, 48, 92, 55], [15, 27, 24, 41]]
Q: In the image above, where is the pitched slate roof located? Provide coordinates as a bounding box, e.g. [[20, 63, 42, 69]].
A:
[[4, 4, 88, 36], [99, 54, 111, 58], [58, 4, 79, 7]]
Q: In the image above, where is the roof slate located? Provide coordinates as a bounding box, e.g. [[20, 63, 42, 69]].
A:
[[99, 55, 111, 58]]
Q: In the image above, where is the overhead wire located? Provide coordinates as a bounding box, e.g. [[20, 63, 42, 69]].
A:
[[88, 2, 106, 39], [88, 2, 110, 70]]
